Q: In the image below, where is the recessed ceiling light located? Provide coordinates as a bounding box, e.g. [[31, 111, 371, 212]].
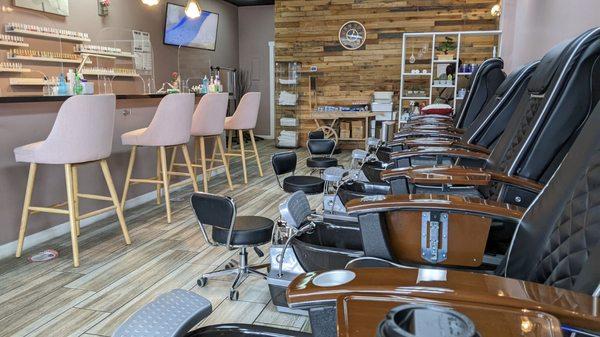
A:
[[141, 0, 159, 6], [491, 4, 501, 17]]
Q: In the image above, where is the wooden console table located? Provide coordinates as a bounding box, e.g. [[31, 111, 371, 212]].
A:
[[308, 112, 382, 147]]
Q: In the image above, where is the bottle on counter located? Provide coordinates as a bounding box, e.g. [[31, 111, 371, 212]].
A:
[[66, 69, 76, 95], [58, 73, 69, 96], [202, 75, 208, 94], [215, 74, 221, 93], [74, 73, 83, 95]]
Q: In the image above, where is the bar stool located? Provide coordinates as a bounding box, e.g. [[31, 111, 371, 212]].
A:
[[224, 92, 263, 184], [14, 95, 130, 267], [121, 93, 198, 224], [170, 93, 233, 193]]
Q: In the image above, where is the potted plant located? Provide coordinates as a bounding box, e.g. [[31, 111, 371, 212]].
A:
[[436, 37, 456, 61], [98, 0, 110, 16]]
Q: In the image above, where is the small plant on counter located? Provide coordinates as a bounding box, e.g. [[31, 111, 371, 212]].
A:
[[98, 0, 110, 16]]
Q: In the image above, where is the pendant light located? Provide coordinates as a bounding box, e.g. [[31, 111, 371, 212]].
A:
[[185, 0, 201, 19], [141, 0, 159, 6]]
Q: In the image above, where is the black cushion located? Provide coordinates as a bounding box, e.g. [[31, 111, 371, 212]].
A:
[[283, 175, 324, 194], [272, 151, 297, 175], [212, 216, 274, 246], [307, 157, 338, 168], [185, 323, 311, 337]]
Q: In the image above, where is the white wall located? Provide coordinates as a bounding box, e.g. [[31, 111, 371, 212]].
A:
[[238, 5, 275, 137], [501, 0, 600, 71]]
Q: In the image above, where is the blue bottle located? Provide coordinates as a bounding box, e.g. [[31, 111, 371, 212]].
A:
[[201, 75, 209, 94], [57, 73, 69, 96]]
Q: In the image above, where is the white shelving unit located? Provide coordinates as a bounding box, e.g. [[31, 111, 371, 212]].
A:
[[399, 30, 502, 126]]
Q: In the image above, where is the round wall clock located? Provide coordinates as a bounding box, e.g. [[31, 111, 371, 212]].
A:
[[338, 21, 366, 50]]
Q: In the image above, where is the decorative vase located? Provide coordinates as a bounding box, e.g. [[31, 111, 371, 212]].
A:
[[436, 53, 454, 61], [98, 1, 109, 16]]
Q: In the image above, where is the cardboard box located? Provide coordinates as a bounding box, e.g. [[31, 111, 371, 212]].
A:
[[340, 130, 351, 139], [351, 120, 363, 129], [352, 126, 364, 139], [340, 122, 351, 130]]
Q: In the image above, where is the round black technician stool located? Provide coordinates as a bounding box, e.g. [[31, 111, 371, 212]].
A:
[[272, 151, 325, 194]]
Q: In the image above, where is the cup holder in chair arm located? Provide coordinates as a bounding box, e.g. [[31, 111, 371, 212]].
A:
[[112, 289, 212, 337], [312, 270, 356, 287]]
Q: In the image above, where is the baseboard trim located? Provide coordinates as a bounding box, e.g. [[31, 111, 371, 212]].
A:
[[0, 168, 225, 259]]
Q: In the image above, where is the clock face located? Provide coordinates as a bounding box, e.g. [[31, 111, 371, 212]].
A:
[[339, 21, 366, 50]]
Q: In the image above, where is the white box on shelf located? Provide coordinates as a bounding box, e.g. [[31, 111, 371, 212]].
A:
[[373, 91, 393, 100], [375, 111, 395, 121], [371, 102, 393, 112]]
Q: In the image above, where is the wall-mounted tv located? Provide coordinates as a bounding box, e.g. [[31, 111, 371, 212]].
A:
[[163, 2, 219, 50]]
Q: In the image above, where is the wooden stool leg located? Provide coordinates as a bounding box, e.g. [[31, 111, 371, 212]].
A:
[[121, 146, 137, 210], [249, 129, 263, 177], [100, 160, 131, 245], [238, 129, 248, 184], [168, 145, 178, 183], [198, 137, 209, 193], [159, 146, 172, 223], [181, 144, 199, 193], [228, 130, 233, 151], [16, 163, 37, 258], [217, 136, 233, 190], [64, 164, 80, 267], [72, 165, 80, 236], [193, 137, 199, 175], [206, 137, 218, 182], [155, 147, 162, 205]]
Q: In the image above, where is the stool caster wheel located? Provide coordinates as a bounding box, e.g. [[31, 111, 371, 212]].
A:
[[225, 262, 236, 269], [197, 277, 208, 288], [229, 289, 239, 301]]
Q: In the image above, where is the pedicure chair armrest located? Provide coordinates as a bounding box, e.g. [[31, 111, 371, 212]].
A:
[[381, 166, 545, 193], [409, 114, 453, 121], [403, 124, 463, 133], [391, 138, 491, 154], [388, 147, 490, 163], [286, 268, 600, 331], [345, 194, 524, 222], [393, 130, 463, 140]]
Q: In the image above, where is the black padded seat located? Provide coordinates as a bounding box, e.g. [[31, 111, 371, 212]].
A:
[[283, 175, 324, 194], [307, 156, 338, 168], [212, 216, 274, 246]]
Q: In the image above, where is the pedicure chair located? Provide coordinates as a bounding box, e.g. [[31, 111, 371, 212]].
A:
[[113, 85, 600, 336], [264, 29, 600, 312]]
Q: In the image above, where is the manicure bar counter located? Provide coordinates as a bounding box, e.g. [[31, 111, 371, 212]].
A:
[[0, 93, 202, 249]]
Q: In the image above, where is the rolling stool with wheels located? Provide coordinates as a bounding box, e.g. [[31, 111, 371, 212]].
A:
[[272, 151, 325, 194], [191, 192, 273, 300]]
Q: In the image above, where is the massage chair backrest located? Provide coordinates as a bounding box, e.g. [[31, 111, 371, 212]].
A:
[[271, 151, 297, 176], [462, 61, 538, 149], [504, 101, 600, 295], [484, 28, 600, 206], [454, 58, 506, 129]]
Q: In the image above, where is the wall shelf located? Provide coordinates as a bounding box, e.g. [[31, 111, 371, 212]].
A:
[[81, 70, 139, 77], [5, 27, 91, 42], [9, 78, 55, 86], [7, 55, 90, 64], [0, 40, 29, 48], [75, 50, 134, 59], [399, 30, 502, 127], [0, 67, 31, 73]]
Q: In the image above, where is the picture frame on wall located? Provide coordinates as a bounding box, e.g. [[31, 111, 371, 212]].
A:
[[163, 2, 219, 51], [14, 0, 70, 16]]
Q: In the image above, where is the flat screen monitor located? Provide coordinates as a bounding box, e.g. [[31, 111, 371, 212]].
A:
[[163, 2, 219, 50]]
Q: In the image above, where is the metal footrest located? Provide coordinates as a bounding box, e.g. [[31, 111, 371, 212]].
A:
[[112, 289, 212, 337]]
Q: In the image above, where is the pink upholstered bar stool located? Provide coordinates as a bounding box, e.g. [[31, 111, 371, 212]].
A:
[[120, 93, 198, 224], [224, 92, 264, 184], [171, 93, 233, 192], [14, 95, 130, 267]]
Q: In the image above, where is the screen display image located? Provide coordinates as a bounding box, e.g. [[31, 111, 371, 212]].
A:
[[164, 3, 219, 50]]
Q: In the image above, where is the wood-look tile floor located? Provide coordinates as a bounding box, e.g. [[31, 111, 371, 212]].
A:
[[0, 141, 351, 337]]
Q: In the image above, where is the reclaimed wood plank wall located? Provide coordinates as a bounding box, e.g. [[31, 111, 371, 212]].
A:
[[275, 0, 500, 146]]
